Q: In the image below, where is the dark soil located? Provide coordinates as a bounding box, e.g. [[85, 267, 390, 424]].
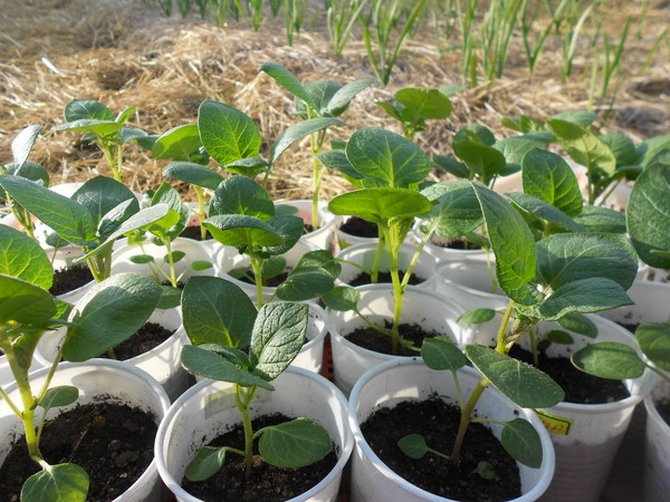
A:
[[161, 280, 186, 289], [181, 225, 211, 241], [361, 398, 521, 502], [49, 265, 94, 296], [346, 322, 440, 355], [509, 345, 630, 404], [347, 270, 425, 287], [339, 217, 378, 238], [656, 400, 670, 427], [615, 319, 639, 334], [0, 401, 157, 502], [430, 235, 482, 250], [181, 413, 338, 502], [100, 321, 174, 360], [237, 271, 289, 287], [304, 223, 315, 233]]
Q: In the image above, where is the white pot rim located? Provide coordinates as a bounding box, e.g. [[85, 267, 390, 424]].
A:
[[348, 358, 555, 502], [155, 366, 354, 502], [302, 303, 328, 352]]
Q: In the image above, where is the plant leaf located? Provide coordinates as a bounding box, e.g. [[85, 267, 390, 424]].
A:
[[259, 417, 331, 468], [53, 119, 123, 138], [11, 124, 42, 167], [260, 62, 317, 109], [163, 161, 224, 190], [180, 345, 273, 389], [571, 342, 646, 379], [507, 192, 581, 232], [270, 117, 342, 165], [209, 175, 275, 219], [556, 313, 597, 338], [421, 337, 467, 371], [457, 308, 496, 325], [152, 124, 203, 160], [328, 188, 432, 224], [21, 463, 88, 502], [550, 110, 600, 128], [317, 150, 364, 180], [204, 214, 283, 250], [64, 99, 115, 121], [522, 149, 583, 216], [397, 434, 429, 459], [421, 180, 483, 238], [495, 135, 549, 173], [39, 386, 79, 412], [501, 418, 543, 468], [276, 267, 335, 301], [0, 226, 53, 289], [537, 277, 633, 320], [184, 447, 227, 482], [261, 214, 306, 256], [72, 175, 139, 229], [574, 206, 626, 233], [324, 78, 375, 116], [0, 274, 56, 324], [395, 87, 452, 123], [547, 119, 616, 178], [321, 286, 360, 311], [453, 141, 506, 185], [636, 323, 670, 371]]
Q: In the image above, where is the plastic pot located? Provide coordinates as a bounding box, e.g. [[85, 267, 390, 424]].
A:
[[412, 222, 489, 263], [280, 199, 339, 252], [643, 379, 670, 501]]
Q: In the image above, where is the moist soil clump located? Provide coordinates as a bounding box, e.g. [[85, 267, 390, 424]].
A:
[[348, 270, 425, 287], [346, 322, 440, 355], [509, 345, 630, 404], [361, 397, 521, 501], [181, 413, 337, 502], [0, 402, 157, 501], [656, 399, 670, 427], [181, 225, 211, 241], [339, 217, 378, 238], [430, 235, 482, 250], [49, 265, 94, 296], [101, 321, 174, 360]]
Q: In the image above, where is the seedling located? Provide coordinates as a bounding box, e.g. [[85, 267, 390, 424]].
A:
[[53, 100, 148, 182], [179, 277, 332, 479], [0, 225, 161, 501]]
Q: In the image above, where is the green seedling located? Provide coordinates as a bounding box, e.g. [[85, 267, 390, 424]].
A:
[[0, 225, 161, 501], [179, 277, 331, 478], [326, 0, 367, 56], [53, 100, 148, 182], [375, 87, 452, 140]]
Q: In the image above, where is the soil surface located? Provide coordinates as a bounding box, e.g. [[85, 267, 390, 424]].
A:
[[339, 217, 378, 238], [49, 265, 94, 296], [181, 225, 211, 241], [509, 345, 630, 404], [0, 401, 157, 501], [347, 270, 426, 287], [100, 321, 174, 360], [346, 322, 440, 355], [181, 413, 338, 502], [656, 399, 670, 427], [237, 270, 289, 287], [361, 397, 522, 501], [430, 235, 482, 250]]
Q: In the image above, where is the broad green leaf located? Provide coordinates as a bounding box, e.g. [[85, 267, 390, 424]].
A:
[[550, 110, 600, 128], [556, 313, 597, 338], [150, 182, 189, 238], [72, 176, 138, 228], [297, 80, 341, 118], [501, 418, 543, 468], [454, 141, 506, 185], [537, 277, 633, 320], [397, 434, 429, 459], [454, 124, 496, 146], [209, 175, 274, 219], [224, 156, 268, 177], [64, 100, 115, 121], [395, 88, 452, 123], [421, 337, 467, 371], [152, 124, 202, 160], [471, 183, 538, 305], [21, 463, 88, 502], [184, 447, 227, 482], [39, 386, 78, 412], [626, 163, 670, 268], [2, 160, 49, 191], [495, 136, 549, 173], [546, 330, 574, 344], [259, 418, 332, 468], [432, 155, 469, 179], [574, 206, 626, 233], [167, 250, 186, 264], [328, 188, 432, 224], [0, 274, 56, 324], [600, 131, 638, 166], [636, 323, 670, 371], [457, 308, 496, 325], [421, 181, 483, 238], [324, 78, 375, 116], [261, 256, 287, 279], [465, 345, 564, 408], [275, 267, 335, 301], [0, 176, 96, 247], [270, 117, 342, 165], [63, 273, 161, 361], [295, 250, 341, 279], [637, 135, 670, 168], [536, 233, 637, 290], [182, 276, 256, 348], [157, 285, 181, 309], [250, 302, 308, 380], [547, 119, 616, 177], [53, 119, 123, 138], [507, 192, 581, 232], [97, 198, 139, 242], [0, 226, 53, 289], [120, 127, 147, 143], [475, 461, 497, 480], [317, 150, 364, 180], [571, 342, 645, 379], [11, 124, 42, 167], [204, 214, 283, 249], [262, 214, 304, 255], [260, 62, 317, 109], [130, 255, 154, 266], [522, 149, 583, 216], [321, 286, 360, 311], [345, 128, 431, 188], [375, 101, 402, 122], [180, 345, 273, 389], [198, 99, 262, 166]]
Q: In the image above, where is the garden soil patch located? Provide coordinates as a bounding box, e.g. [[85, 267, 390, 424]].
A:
[[346, 322, 440, 355], [49, 264, 94, 295], [0, 401, 157, 501], [180, 413, 337, 502], [361, 397, 522, 502], [339, 217, 378, 238]]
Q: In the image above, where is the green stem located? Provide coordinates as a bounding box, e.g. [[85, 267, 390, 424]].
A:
[[193, 186, 208, 240], [401, 220, 437, 289], [100, 141, 122, 182], [249, 255, 265, 308], [371, 226, 386, 283], [495, 300, 515, 354], [450, 375, 490, 464], [235, 385, 257, 472], [164, 238, 178, 288], [387, 226, 403, 355]]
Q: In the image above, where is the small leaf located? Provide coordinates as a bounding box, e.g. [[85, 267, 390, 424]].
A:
[[191, 260, 213, 271], [397, 434, 429, 459], [421, 337, 467, 371], [21, 463, 88, 502], [259, 418, 332, 468], [0, 225, 53, 290], [328, 188, 432, 224], [474, 460, 498, 480], [550, 110, 600, 128], [64, 99, 115, 121], [184, 447, 227, 482], [574, 206, 626, 233], [157, 285, 181, 309], [260, 62, 317, 109], [571, 342, 646, 380], [180, 345, 274, 389], [0, 274, 56, 324], [324, 78, 375, 116], [276, 267, 335, 301], [501, 418, 543, 468], [163, 161, 224, 190], [635, 323, 670, 371], [152, 124, 203, 161], [165, 250, 186, 263], [11, 124, 42, 167], [394, 88, 452, 123], [209, 175, 275, 219], [547, 119, 616, 178], [546, 330, 574, 344], [270, 118, 342, 165], [457, 308, 496, 325], [453, 141, 506, 185], [130, 254, 155, 264], [321, 286, 359, 311], [39, 386, 79, 412], [507, 192, 581, 232], [557, 313, 597, 338], [537, 278, 633, 320]]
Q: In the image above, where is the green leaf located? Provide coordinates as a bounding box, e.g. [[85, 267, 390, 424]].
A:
[[157, 285, 181, 309], [261, 256, 287, 280], [321, 286, 360, 311], [571, 342, 646, 379], [537, 277, 633, 320], [546, 330, 574, 344], [260, 62, 317, 109], [63, 273, 161, 361], [250, 302, 308, 380], [0, 176, 96, 247], [324, 78, 375, 116], [276, 267, 335, 301], [191, 260, 213, 271], [547, 119, 616, 178], [198, 99, 262, 166], [184, 447, 227, 482], [166, 250, 186, 263], [262, 214, 304, 255], [550, 110, 600, 128], [11, 124, 42, 167], [3, 160, 49, 192], [72, 175, 139, 229], [432, 155, 469, 179], [626, 163, 670, 268], [209, 175, 275, 219], [600, 131, 638, 166], [295, 250, 341, 279], [522, 149, 583, 216], [129, 254, 155, 264], [39, 386, 79, 412], [328, 188, 432, 224], [495, 136, 549, 173], [150, 182, 190, 238], [163, 161, 224, 190], [507, 192, 581, 232], [53, 119, 123, 138], [574, 206, 626, 233], [259, 417, 332, 468], [638, 135, 670, 168], [204, 214, 283, 250], [421, 337, 467, 371], [0, 225, 53, 289], [375, 101, 402, 122], [225, 156, 269, 177], [636, 323, 670, 371], [182, 276, 256, 348], [394, 88, 452, 123], [556, 313, 597, 338], [501, 418, 543, 468], [96, 198, 139, 242], [270, 117, 342, 165], [317, 150, 364, 180], [180, 345, 273, 389], [397, 434, 429, 459], [152, 124, 203, 161], [421, 181, 483, 238], [64, 99, 115, 121], [454, 124, 496, 146], [297, 80, 341, 118], [0, 274, 56, 324], [457, 308, 496, 325], [536, 233, 638, 290], [453, 141, 506, 185], [465, 345, 564, 408], [475, 461, 498, 480], [345, 128, 431, 188], [21, 463, 88, 502]]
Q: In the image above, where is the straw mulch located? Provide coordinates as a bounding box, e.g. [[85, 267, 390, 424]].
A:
[[1, 0, 669, 200]]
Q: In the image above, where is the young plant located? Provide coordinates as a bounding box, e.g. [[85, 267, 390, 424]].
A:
[[0, 225, 161, 501], [326, 0, 367, 56], [53, 100, 148, 182], [179, 277, 331, 478], [260, 62, 373, 227]]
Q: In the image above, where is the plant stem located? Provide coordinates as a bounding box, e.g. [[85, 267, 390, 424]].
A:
[[450, 375, 490, 464], [249, 255, 265, 308], [193, 186, 208, 240], [495, 299, 515, 354], [371, 226, 386, 283], [164, 238, 178, 288], [386, 226, 403, 355], [235, 384, 257, 472]]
